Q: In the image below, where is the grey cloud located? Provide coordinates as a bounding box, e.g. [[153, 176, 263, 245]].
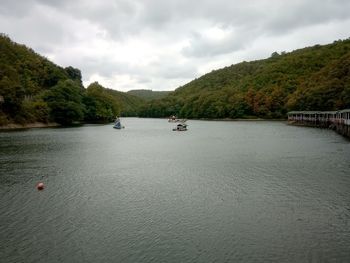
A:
[[261, 0, 350, 35], [66, 46, 199, 82], [3, 0, 350, 42], [76, 57, 141, 81], [1, 0, 350, 91], [136, 77, 152, 84], [181, 0, 350, 58], [182, 28, 250, 57], [148, 60, 198, 79], [0, 0, 36, 16], [37, 0, 141, 39], [1, 10, 67, 54], [3, 0, 350, 36], [134, 0, 350, 36], [159, 65, 198, 79]]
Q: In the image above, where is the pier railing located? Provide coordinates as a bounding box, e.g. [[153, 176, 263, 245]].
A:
[[287, 109, 350, 137]]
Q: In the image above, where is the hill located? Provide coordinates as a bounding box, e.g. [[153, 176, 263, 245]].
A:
[[138, 38, 350, 119], [0, 34, 143, 126], [98, 86, 144, 117], [2, 34, 349, 124], [127, 89, 171, 101]]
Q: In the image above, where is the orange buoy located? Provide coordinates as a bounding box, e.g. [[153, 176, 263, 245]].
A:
[[36, 182, 45, 190]]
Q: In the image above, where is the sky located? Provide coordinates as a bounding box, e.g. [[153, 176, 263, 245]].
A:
[[1, 0, 350, 92]]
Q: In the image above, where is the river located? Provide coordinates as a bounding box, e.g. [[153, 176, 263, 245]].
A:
[[1, 118, 350, 262]]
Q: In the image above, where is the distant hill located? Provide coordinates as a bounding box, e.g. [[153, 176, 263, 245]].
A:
[[103, 87, 144, 116], [138, 38, 350, 118], [127, 89, 171, 101], [0, 34, 143, 126]]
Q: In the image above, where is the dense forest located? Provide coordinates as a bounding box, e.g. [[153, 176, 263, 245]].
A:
[[127, 89, 171, 101], [0, 34, 142, 126], [1, 34, 350, 126], [138, 39, 350, 119]]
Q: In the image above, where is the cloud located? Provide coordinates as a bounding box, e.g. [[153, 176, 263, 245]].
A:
[[1, 0, 350, 91], [182, 26, 251, 57]]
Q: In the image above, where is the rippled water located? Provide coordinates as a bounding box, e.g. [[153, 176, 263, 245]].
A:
[[1, 119, 350, 263]]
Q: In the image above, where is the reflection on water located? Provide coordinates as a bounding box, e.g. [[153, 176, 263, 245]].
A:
[[1, 119, 350, 262]]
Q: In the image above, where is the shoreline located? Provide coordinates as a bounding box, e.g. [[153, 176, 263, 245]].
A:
[[0, 118, 287, 131], [163, 117, 287, 122], [194, 118, 287, 121], [287, 120, 350, 139], [0, 122, 60, 131]]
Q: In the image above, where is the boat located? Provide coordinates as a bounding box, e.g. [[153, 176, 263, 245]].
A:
[[168, 115, 178, 122], [173, 123, 188, 131], [113, 117, 125, 129], [168, 116, 188, 123]]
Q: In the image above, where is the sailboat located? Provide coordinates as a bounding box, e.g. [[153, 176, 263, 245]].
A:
[[113, 117, 125, 129]]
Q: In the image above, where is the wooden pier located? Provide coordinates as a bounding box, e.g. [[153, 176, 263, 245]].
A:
[[287, 109, 350, 138]]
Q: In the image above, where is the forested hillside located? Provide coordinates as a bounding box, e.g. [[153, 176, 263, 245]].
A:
[[127, 89, 171, 101], [2, 34, 349, 125], [138, 39, 350, 119], [0, 34, 142, 126]]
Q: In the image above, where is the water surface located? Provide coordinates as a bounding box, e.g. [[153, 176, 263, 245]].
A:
[[1, 119, 350, 262]]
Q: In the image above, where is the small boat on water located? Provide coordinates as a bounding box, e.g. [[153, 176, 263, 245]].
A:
[[168, 115, 178, 122], [168, 115, 187, 123], [173, 123, 188, 131], [113, 117, 125, 129]]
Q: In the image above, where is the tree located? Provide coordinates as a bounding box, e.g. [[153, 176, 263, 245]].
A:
[[270, 51, 280, 58], [65, 66, 83, 85], [84, 82, 121, 122], [44, 79, 85, 124]]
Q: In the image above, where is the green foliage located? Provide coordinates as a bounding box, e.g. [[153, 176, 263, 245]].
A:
[[84, 82, 120, 123], [2, 34, 350, 125], [65, 66, 83, 85], [138, 38, 350, 118], [102, 88, 144, 117], [127, 89, 171, 101], [286, 53, 350, 110], [0, 35, 143, 126], [84, 83, 144, 120], [0, 34, 84, 125], [21, 100, 50, 123], [44, 80, 85, 125]]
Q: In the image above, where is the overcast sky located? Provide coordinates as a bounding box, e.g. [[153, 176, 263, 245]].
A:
[[1, 0, 350, 91]]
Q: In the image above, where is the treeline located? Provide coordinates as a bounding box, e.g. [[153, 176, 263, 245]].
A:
[[2, 34, 350, 125], [127, 89, 171, 101], [0, 34, 142, 126], [138, 39, 350, 119]]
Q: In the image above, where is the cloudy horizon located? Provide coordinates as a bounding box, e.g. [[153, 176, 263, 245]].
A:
[[1, 0, 350, 92]]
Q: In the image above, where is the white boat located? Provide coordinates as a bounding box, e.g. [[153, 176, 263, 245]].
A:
[[173, 123, 188, 131], [113, 117, 125, 129], [168, 116, 187, 123], [168, 115, 178, 122]]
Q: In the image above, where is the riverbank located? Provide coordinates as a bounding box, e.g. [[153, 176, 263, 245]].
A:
[[161, 116, 287, 121], [0, 122, 60, 130], [0, 118, 286, 131], [198, 118, 286, 121]]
